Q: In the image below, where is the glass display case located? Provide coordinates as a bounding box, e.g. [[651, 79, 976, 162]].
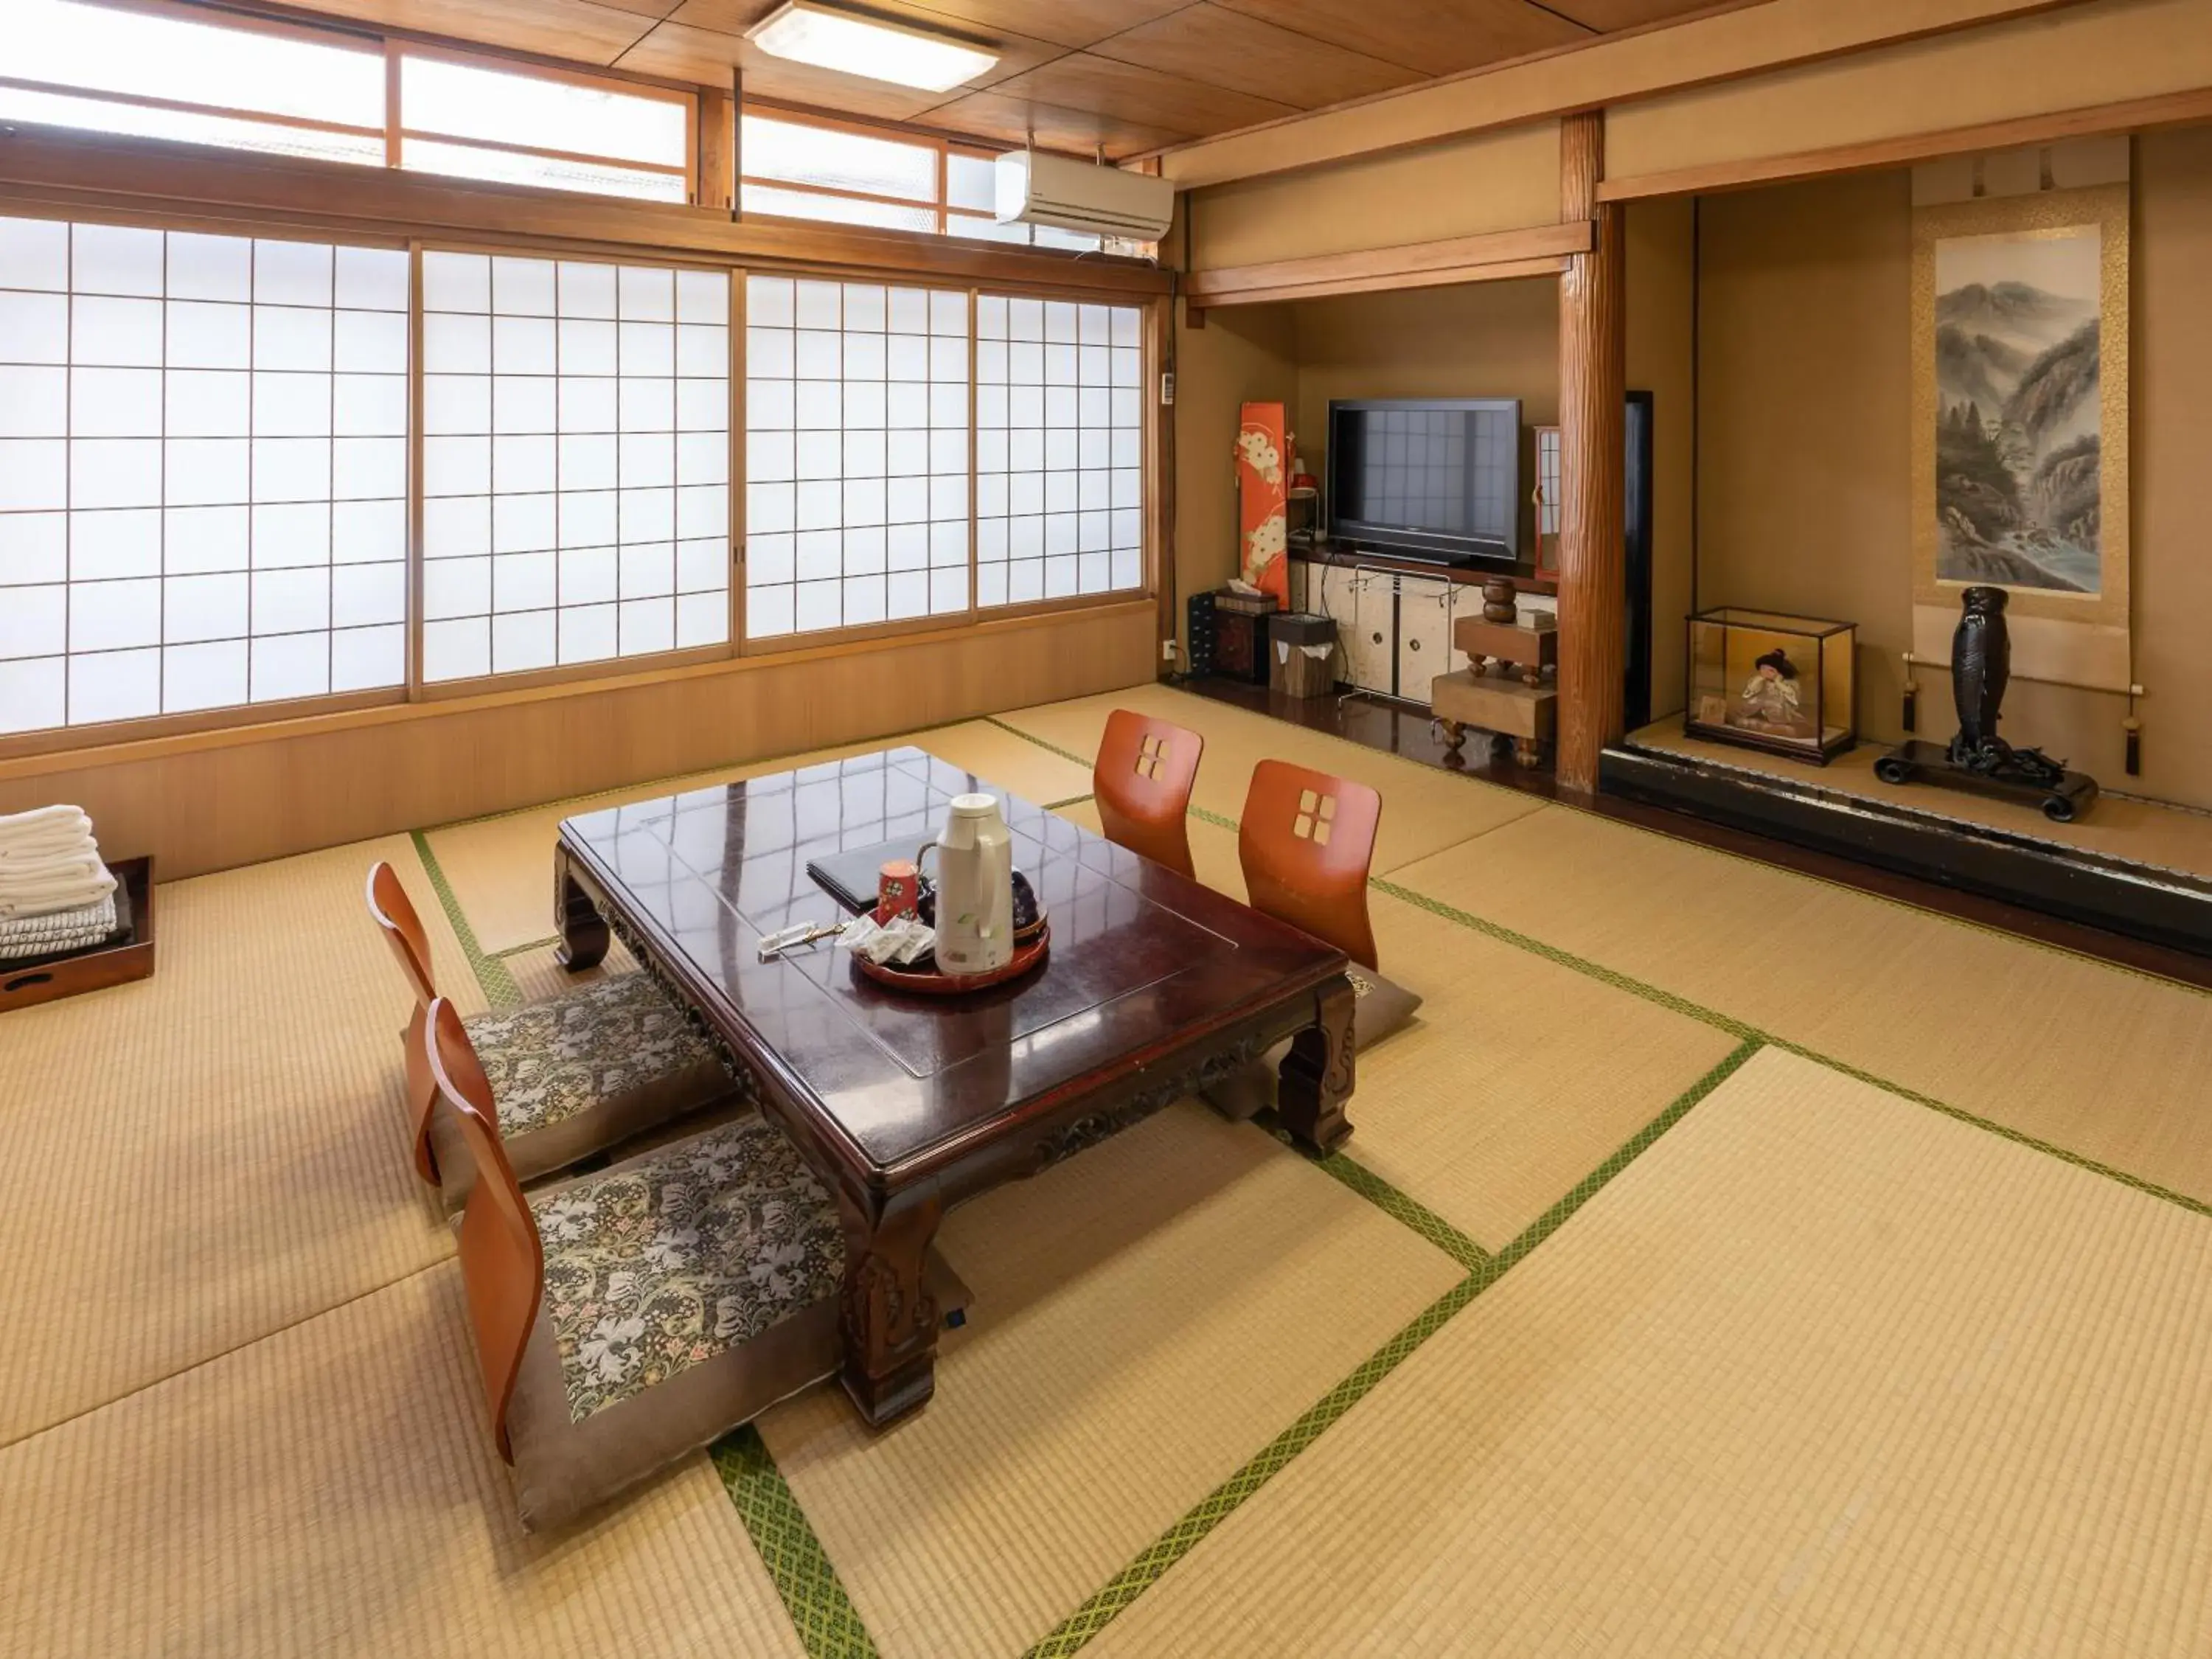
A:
[[1686, 608, 1857, 763]]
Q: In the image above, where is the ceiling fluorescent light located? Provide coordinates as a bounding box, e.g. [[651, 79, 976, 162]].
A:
[[747, 1, 999, 94]]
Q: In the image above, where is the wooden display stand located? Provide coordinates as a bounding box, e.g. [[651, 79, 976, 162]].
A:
[[1431, 670, 1557, 768], [1454, 612, 1558, 689]]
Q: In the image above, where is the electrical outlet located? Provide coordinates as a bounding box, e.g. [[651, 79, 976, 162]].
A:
[[1160, 370, 1175, 406], [1161, 638, 1179, 664]]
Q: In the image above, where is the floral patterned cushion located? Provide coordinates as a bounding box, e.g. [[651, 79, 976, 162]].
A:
[[533, 1116, 845, 1424], [462, 973, 714, 1141]]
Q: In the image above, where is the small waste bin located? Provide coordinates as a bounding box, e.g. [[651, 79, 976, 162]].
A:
[[1270, 613, 1337, 698]]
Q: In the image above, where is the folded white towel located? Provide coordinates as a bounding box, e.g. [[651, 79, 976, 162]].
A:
[[0, 849, 104, 883], [0, 821, 94, 852], [0, 922, 116, 962], [0, 804, 91, 839], [0, 866, 116, 919]]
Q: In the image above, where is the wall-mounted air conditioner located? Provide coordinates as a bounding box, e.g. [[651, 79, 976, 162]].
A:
[[994, 150, 1174, 242]]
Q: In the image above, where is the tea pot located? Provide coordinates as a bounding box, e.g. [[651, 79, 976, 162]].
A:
[[919, 793, 1015, 975]]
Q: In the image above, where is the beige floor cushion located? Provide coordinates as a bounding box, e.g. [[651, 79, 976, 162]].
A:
[[1206, 964, 1425, 1123], [428, 973, 730, 1208], [500, 1113, 972, 1531], [504, 1113, 843, 1531]]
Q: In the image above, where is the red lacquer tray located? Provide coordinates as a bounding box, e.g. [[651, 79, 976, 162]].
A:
[[852, 916, 1050, 996]]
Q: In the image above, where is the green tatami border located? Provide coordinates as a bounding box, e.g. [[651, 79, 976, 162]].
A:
[[713, 1427, 880, 1659], [408, 829, 520, 1009]]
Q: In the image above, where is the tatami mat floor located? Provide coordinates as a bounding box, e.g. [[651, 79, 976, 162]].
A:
[[4, 683, 2211, 1657]]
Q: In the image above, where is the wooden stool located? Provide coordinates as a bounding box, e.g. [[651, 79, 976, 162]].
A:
[[1453, 612, 1558, 689], [1430, 667, 1557, 768]]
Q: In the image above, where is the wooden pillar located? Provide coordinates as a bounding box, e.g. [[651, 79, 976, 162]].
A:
[[698, 84, 736, 215], [1555, 111, 1627, 793]]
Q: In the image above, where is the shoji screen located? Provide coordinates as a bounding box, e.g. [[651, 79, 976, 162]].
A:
[[973, 295, 1142, 608], [743, 276, 970, 639], [0, 216, 408, 734], [418, 251, 729, 682]]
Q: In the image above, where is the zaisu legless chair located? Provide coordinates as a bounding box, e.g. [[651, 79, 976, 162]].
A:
[[1093, 708, 1204, 879], [366, 860, 728, 1210], [1208, 760, 1423, 1120], [424, 997, 844, 1531]]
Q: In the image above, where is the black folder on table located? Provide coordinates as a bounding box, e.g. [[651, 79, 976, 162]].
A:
[[805, 837, 919, 915]]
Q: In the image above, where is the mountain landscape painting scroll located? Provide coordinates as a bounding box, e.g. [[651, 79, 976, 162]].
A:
[[1912, 178, 2129, 694], [1933, 227, 2102, 594]]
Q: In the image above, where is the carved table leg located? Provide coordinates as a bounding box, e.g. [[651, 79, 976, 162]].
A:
[[838, 1183, 946, 1429], [554, 845, 610, 972], [1278, 973, 1355, 1155], [1436, 718, 1467, 758]]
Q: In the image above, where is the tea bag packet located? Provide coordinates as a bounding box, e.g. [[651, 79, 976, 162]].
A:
[[841, 912, 936, 966]]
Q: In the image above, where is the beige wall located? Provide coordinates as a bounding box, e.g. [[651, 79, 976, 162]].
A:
[[1186, 123, 1561, 270], [1627, 198, 1698, 717], [1171, 302, 1299, 655], [0, 604, 1158, 878], [1610, 0, 2212, 187], [1289, 278, 1562, 462], [1695, 128, 2212, 808]]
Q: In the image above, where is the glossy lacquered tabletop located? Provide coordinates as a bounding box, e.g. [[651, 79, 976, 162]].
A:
[[560, 747, 1345, 1178]]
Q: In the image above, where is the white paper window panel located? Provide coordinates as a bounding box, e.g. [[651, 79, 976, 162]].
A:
[[742, 275, 967, 639], [417, 251, 729, 681], [0, 220, 408, 729], [972, 295, 1142, 611]]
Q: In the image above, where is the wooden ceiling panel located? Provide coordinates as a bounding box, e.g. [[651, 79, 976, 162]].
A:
[[897, 0, 1194, 51], [266, 0, 663, 64], [977, 52, 1300, 140], [1208, 0, 1590, 75], [1540, 0, 1740, 27], [919, 90, 1189, 159], [1090, 4, 1422, 109]]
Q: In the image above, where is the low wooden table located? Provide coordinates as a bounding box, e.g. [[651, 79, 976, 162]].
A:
[[553, 747, 1355, 1428]]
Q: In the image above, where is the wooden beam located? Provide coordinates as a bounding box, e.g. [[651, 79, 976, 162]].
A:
[[1596, 83, 2212, 201], [1184, 220, 1591, 299], [1147, 0, 2091, 190], [0, 122, 1172, 297], [1189, 256, 1568, 316], [1554, 111, 1627, 795]]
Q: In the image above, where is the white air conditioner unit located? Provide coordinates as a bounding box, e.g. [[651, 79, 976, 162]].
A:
[[995, 150, 1173, 242]]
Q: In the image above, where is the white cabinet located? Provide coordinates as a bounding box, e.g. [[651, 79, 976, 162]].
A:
[[1286, 557, 1525, 708], [1346, 570, 1396, 696], [1395, 573, 1453, 706]]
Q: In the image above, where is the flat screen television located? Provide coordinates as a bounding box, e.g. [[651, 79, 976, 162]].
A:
[[1325, 397, 1523, 567]]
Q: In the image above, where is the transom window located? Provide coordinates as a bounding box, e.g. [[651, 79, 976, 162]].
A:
[[3, 1, 693, 204], [741, 112, 1104, 253]]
